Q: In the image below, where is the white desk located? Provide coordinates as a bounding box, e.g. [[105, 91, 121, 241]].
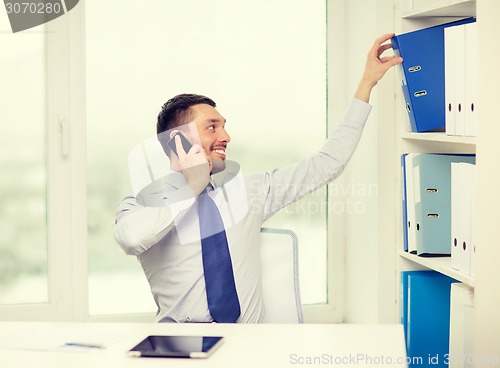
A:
[[0, 322, 407, 368]]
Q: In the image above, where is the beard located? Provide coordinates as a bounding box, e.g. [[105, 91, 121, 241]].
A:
[[210, 158, 226, 174]]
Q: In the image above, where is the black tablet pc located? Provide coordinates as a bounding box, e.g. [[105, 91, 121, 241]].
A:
[[127, 335, 224, 359]]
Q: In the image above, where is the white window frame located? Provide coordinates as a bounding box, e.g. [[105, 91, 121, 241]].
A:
[[301, 0, 348, 324], [0, 3, 87, 321]]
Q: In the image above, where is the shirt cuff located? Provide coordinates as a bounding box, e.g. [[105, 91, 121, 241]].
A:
[[345, 98, 372, 128]]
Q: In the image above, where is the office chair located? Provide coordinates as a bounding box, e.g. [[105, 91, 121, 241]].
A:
[[260, 227, 304, 323]]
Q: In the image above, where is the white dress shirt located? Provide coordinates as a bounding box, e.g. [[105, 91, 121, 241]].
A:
[[114, 98, 371, 323]]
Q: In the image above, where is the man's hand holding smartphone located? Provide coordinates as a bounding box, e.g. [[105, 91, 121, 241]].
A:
[[168, 132, 211, 196], [167, 132, 193, 156]]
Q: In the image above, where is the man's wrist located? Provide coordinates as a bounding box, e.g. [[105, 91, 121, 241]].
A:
[[354, 79, 374, 103]]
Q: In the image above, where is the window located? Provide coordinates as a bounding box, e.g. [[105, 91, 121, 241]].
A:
[[0, 14, 48, 305], [86, 0, 327, 316]]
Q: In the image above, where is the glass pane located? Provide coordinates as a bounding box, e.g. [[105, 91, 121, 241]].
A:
[[0, 16, 48, 304], [86, 0, 326, 315]]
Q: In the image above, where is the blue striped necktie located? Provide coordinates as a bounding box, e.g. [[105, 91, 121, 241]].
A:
[[197, 189, 240, 323]]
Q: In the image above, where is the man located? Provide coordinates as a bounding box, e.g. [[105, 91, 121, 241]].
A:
[[114, 34, 403, 323]]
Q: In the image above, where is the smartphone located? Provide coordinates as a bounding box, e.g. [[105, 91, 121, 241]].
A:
[[127, 335, 224, 359], [167, 132, 193, 156]]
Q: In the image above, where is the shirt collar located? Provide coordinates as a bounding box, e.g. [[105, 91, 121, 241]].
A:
[[211, 160, 241, 189], [166, 160, 241, 191]]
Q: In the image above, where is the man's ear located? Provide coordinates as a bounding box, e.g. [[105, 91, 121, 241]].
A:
[[157, 130, 173, 157], [169, 129, 180, 139]]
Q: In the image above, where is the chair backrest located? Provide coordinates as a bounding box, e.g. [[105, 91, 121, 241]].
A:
[[260, 227, 303, 323], [128, 136, 173, 195]]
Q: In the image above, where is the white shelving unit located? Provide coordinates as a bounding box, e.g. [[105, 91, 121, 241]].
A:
[[399, 251, 475, 286], [394, 0, 477, 304], [401, 132, 476, 145], [402, 0, 476, 18], [378, 0, 500, 357]]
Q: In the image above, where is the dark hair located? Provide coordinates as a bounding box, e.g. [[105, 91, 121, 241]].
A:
[[156, 93, 216, 134]]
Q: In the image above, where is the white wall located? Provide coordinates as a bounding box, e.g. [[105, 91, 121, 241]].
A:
[[343, 0, 379, 323], [330, 0, 392, 323]]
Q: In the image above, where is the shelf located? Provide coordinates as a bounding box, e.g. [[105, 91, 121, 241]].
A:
[[399, 251, 474, 287], [403, 0, 476, 18], [401, 132, 476, 145]]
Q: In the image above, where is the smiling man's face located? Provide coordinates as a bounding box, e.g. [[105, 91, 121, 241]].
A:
[[190, 104, 231, 174]]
